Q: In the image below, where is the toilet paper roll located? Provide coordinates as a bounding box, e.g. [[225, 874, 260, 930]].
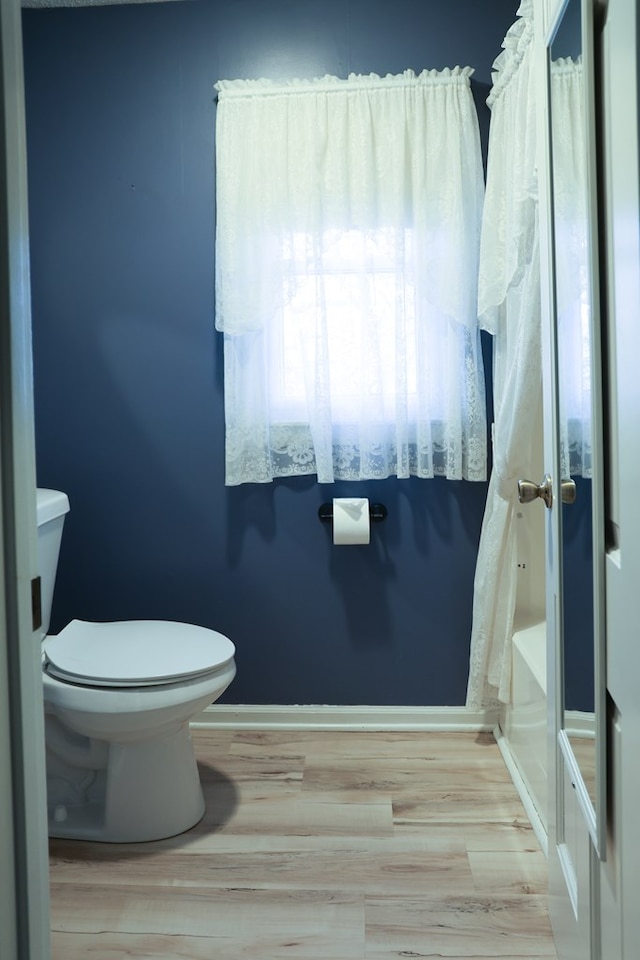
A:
[[332, 498, 370, 545]]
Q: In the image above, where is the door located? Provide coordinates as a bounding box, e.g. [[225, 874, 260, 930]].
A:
[[596, 0, 640, 956], [0, 0, 51, 957], [537, 0, 602, 957], [540, 0, 640, 957]]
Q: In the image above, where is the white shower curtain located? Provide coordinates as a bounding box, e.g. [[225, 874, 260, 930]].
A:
[[466, 0, 542, 708]]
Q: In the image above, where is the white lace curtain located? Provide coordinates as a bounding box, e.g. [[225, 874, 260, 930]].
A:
[[466, 0, 542, 708], [215, 69, 487, 485], [551, 58, 592, 479]]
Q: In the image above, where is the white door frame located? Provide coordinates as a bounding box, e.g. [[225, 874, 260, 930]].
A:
[[0, 0, 51, 956]]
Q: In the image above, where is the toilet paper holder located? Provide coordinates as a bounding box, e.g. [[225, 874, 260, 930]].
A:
[[318, 502, 388, 523]]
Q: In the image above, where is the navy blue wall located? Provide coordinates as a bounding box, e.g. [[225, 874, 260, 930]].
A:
[[22, 0, 517, 706], [563, 477, 595, 713]]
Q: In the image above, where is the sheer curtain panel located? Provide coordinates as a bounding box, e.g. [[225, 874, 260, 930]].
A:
[[215, 69, 487, 485], [466, 0, 542, 708]]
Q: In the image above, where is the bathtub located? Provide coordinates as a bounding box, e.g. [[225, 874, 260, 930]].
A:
[[500, 621, 548, 840]]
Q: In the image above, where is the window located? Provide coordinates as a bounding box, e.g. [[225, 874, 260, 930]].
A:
[[215, 69, 487, 484], [270, 228, 421, 424]]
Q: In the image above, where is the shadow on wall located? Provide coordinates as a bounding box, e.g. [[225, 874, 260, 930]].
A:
[[224, 475, 488, 652]]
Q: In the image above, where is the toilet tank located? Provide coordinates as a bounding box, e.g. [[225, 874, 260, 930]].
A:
[[36, 489, 70, 638]]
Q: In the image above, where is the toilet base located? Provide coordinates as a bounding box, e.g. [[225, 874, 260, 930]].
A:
[[47, 722, 205, 843]]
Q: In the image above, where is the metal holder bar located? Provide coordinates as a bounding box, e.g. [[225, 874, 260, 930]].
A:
[[317, 502, 387, 523]]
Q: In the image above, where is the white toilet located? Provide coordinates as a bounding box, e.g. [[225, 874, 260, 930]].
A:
[[37, 488, 236, 843]]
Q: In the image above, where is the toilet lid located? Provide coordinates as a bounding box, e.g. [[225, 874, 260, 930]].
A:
[[43, 619, 236, 687]]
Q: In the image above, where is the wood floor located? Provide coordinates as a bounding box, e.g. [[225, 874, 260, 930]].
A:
[[49, 729, 558, 959]]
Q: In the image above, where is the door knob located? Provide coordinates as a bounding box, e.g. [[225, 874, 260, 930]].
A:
[[518, 474, 553, 508], [559, 478, 577, 504], [517, 475, 577, 508]]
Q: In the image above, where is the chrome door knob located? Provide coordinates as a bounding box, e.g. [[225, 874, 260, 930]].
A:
[[518, 474, 553, 508], [560, 478, 577, 504], [517, 474, 577, 508]]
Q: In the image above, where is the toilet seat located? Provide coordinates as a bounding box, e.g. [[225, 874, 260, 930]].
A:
[[43, 619, 235, 687]]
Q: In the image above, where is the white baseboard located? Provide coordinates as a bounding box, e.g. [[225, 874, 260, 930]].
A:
[[191, 703, 498, 732], [564, 709, 595, 739], [494, 724, 548, 856]]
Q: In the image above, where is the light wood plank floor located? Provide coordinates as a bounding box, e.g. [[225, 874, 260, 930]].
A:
[[49, 729, 558, 959]]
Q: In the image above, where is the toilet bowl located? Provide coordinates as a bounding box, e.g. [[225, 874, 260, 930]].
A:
[[37, 489, 236, 843]]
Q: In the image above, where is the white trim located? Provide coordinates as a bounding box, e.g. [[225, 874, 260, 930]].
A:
[[22, 0, 182, 7], [558, 840, 579, 918], [494, 724, 548, 856], [191, 704, 498, 732], [564, 709, 595, 739]]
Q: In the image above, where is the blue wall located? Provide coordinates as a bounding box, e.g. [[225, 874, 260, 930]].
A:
[[22, 0, 517, 706], [563, 477, 595, 713]]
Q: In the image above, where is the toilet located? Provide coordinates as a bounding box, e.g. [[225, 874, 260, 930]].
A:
[[37, 488, 236, 843]]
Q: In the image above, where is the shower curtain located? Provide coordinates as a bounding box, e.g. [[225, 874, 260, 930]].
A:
[[466, 0, 542, 708]]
